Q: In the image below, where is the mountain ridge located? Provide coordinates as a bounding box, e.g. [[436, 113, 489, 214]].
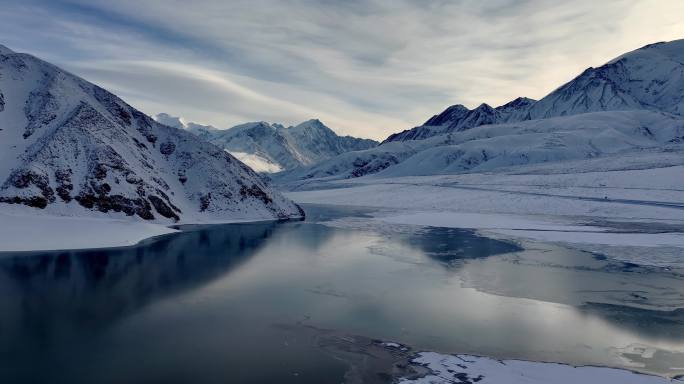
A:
[[384, 39, 684, 144], [155, 114, 378, 173]]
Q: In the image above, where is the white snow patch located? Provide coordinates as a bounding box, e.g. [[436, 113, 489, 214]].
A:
[[401, 352, 672, 384], [228, 151, 283, 173]]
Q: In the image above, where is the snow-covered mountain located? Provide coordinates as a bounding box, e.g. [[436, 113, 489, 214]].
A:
[[383, 97, 535, 143], [275, 39, 684, 185], [0, 44, 303, 222], [528, 41, 684, 119], [275, 109, 684, 184], [154, 114, 378, 173], [385, 39, 684, 144]]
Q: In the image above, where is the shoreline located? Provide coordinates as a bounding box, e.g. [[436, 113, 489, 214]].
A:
[[0, 210, 303, 253]]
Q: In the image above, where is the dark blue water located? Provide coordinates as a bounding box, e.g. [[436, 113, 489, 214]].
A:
[[0, 205, 682, 382]]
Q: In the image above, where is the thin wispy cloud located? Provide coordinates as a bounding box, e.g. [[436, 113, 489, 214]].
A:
[[1, 0, 683, 139]]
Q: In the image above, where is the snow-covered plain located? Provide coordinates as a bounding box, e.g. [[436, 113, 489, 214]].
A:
[[399, 352, 676, 384]]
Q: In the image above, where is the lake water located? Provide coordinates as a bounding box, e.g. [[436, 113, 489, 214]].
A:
[[0, 204, 683, 383]]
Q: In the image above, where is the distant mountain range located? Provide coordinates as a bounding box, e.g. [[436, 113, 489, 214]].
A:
[[384, 97, 536, 142], [0, 44, 302, 222], [154, 114, 378, 173], [385, 41, 684, 144], [275, 39, 684, 185]]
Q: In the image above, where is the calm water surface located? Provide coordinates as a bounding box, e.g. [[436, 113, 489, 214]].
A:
[[0, 204, 683, 383]]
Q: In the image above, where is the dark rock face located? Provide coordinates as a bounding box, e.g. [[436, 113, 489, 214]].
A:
[[0, 169, 55, 208], [199, 193, 211, 212], [75, 193, 155, 220], [0, 195, 50, 208], [239, 184, 272, 205], [0, 91, 4, 112], [148, 195, 180, 221], [159, 141, 176, 156], [54, 169, 73, 202]]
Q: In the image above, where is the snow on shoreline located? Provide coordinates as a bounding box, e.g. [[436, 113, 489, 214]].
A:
[[0, 209, 297, 253], [0, 211, 178, 252], [399, 352, 677, 384]]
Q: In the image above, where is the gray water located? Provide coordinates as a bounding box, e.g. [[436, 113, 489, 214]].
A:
[[0, 204, 683, 383]]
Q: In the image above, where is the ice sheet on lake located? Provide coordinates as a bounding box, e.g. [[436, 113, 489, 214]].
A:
[[287, 163, 684, 267]]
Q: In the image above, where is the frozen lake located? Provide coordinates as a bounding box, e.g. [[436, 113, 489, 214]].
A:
[[0, 204, 682, 383]]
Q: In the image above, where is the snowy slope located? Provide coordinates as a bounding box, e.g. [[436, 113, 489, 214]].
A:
[[377, 110, 684, 177], [529, 40, 684, 119], [275, 110, 684, 183], [385, 39, 684, 144], [0, 44, 303, 223], [156, 114, 378, 172]]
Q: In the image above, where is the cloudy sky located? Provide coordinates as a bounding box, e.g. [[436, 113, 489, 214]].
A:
[[2, 0, 683, 140]]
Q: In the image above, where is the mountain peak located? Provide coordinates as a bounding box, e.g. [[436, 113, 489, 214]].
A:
[[529, 38, 684, 120], [291, 119, 333, 133], [608, 38, 684, 65], [154, 113, 185, 129], [293, 118, 329, 130], [501, 97, 536, 107], [474, 103, 495, 112], [425, 104, 470, 126]]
